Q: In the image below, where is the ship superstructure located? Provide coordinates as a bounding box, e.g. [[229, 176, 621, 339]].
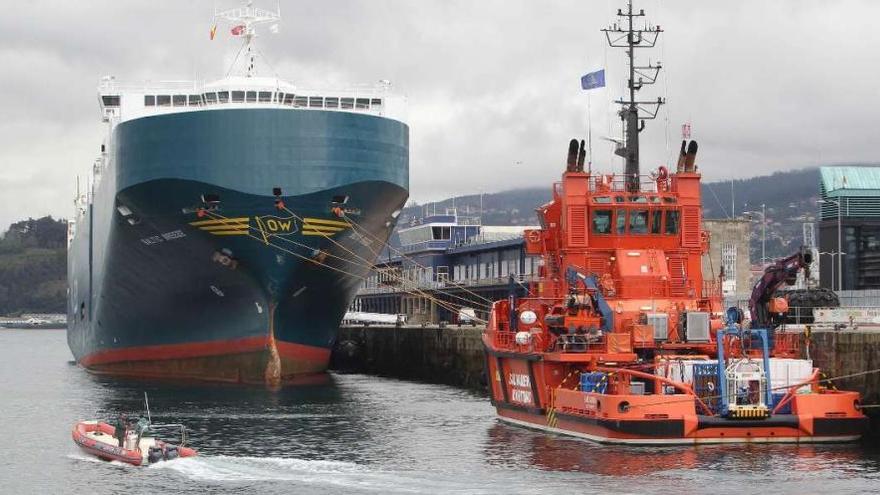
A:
[[481, 0, 866, 444], [67, 3, 409, 384]]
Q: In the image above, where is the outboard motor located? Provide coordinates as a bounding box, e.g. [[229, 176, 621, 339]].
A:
[[148, 446, 164, 464], [163, 445, 179, 461]]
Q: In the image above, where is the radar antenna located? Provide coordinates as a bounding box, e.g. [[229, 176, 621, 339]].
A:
[[601, 0, 665, 192], [214, 1, 281, 77]]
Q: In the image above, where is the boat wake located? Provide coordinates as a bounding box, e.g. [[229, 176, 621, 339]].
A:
[[149, 455, 487, 493]]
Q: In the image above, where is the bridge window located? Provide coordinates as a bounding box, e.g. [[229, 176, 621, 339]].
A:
[[172, 94, 187, 106], [144, 95, 155, 106], [341, 98, 354, 109], [651, 210, 662, 234], [662, 197, 677, 204], [188, 95, 201, 106], [283, 94, 295, 105], [356, 98, 370, 109], [615, 209, 627, 234], [204, 92, 217, 104], [217, 91, 229, 103], [294, 96, 308, 107], [309, 96, 323, 108], [231, 91, 245, 102], [615, 196, 625, 203], [592, 209, 612, 234], [246, 91, 257, 103], [593, 196, 612, 204], [371, 98, 382, 108], [629, 210, 648, 234], [629, 195, 648, 203], [102, 95, 120, 107], [432, 226, 451, 240], [325, 97, 339, 108], [665, 210, 680, 235], [157, 95, 171, 106], [259, 91, 272, 103]]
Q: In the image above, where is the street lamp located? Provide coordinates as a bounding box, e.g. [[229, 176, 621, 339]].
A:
[[817, 199, 843, 291]]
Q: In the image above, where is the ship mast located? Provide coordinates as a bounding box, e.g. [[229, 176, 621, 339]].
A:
[[214, 1, 281, 77], [601, 0, 664, 192]]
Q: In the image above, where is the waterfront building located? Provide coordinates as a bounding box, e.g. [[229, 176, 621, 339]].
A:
[[818, 166, 880, 290]]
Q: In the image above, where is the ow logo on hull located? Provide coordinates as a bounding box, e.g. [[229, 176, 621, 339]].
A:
[[255, 214, 298, 243]]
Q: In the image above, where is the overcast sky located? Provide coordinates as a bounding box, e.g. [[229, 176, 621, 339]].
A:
[[2, 0, 879, 230]]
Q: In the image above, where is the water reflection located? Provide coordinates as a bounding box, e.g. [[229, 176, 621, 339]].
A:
[[81, 373, 384, 462], [483, 422, 880, 479]]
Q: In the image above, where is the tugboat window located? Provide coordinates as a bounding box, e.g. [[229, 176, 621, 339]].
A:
[[157, 95, 171, 106], [356, 98, 370, 109], [615, 209, 627, 234], [294, 96, 308, 107], [371, 98, 382, 107], [341, 98, 354, 109], [204, 93, 217, 104], [259, 91, 272, 102], [309, 97, 323, 108], [651, 210, 663, 234], [246, 91, 257, 102], [217, 91, 229, 103], [325, 97, 339, 108], [188, 95, 201, 106], [231, 91, 245, 102], [629, 210, 648, 234], [144, 95, 155, 106], [284, 94, 295, 105], [172, 95, 186, 106], [592, 210, 612, 234], [665, 210, 680, 234]]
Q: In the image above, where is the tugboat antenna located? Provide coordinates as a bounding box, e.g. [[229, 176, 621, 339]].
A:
[[601, 0, 665, 192]]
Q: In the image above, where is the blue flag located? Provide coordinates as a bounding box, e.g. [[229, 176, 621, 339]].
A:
[[581, 69, 605, 90]]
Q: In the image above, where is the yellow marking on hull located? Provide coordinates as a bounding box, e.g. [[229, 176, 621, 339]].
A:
[[209, 230, 249, 236], [302, 230, 341, 237], [200, 224, 250, 231], [189, 217, 250, 227], [303, 224, 345, 231], [303, 217, 349, 228]]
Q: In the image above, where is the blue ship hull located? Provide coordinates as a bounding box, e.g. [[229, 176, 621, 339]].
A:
[[67, 108, 408, 383]]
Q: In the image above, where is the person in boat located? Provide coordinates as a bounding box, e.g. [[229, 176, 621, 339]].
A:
[[114, 414, 127, 448]]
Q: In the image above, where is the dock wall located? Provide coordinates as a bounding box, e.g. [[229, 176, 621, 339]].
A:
[[330, 325, 487, 391], [329, 325, 880, 433]]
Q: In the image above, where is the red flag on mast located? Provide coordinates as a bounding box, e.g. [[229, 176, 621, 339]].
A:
[[231, 25, 245, 36]]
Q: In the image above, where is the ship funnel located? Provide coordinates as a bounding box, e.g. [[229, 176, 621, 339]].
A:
[[684, 140, 699, 172], [577, 140, 586, 172], [566, 139, 579, 172], [675, 140, 687, 173]]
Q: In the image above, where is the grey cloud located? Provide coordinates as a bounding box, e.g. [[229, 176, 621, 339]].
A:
[[2, 0, 879, 230]]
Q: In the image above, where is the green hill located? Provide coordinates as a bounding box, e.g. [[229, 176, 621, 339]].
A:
[[0, 216, 67, 315], [401, 166, 878, 262]]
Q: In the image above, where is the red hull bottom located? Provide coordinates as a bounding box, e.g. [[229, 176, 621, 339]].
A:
[[79, 336, 331, 385], [496, 407, 865, 445]]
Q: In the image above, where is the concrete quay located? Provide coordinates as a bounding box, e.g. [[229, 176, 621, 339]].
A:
[[330, 324, 487, 390]]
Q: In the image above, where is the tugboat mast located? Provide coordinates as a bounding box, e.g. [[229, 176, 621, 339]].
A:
[[601, 0, 665, 192]]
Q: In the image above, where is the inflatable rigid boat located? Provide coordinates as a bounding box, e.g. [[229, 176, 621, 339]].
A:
[[72, 420, 196, 466]]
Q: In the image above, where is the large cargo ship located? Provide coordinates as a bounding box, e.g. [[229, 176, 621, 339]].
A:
[[67, 4, 409, 384]]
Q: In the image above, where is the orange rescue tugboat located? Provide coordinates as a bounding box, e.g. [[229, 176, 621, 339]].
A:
[[482, 0, 867, 445]]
